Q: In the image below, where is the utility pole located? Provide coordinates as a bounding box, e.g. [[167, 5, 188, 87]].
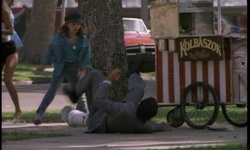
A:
[[60, 0, 66, 26], [141, 0, 149, 28], [217, 0, 222, 35]]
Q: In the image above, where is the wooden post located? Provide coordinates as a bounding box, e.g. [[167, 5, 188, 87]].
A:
[[60, 0, 66, 26]]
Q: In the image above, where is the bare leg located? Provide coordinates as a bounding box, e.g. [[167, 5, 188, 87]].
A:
[[2, 53, 21, 117]]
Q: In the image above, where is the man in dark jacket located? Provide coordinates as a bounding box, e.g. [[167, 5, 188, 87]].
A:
[[64, 56, 172, 133]]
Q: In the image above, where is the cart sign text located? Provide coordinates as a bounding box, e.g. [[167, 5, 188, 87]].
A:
[[176, 36, 223, 61]]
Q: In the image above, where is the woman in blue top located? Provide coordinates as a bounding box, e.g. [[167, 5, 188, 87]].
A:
[[34, 12, 92, 125]]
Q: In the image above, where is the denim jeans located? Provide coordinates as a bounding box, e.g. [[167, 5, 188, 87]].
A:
[[36, 63, 79, 120]]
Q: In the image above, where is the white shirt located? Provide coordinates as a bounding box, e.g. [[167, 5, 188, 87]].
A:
[[2, 7, 14, 42], [103, 80, 112, 85], [2, 22, 11, 41]]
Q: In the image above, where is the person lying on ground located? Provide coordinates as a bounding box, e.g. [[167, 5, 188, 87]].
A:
[[63, 55, 172, 133]]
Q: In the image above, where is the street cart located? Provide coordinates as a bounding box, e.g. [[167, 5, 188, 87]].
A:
[[149, 0, 247, 129]]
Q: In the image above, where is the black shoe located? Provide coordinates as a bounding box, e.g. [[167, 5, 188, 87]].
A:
[[138, 53, 155, 73], [125, 55, 145, 78], [63, 86, 79, 104], [34, 119, 42, 125]]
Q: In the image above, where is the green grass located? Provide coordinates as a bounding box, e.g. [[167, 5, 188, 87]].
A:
[[2, 107, 227, 124], [9, 63, 156, 82], [2, 110, 69, 141], [153, 107, 227, 123], [141, 72, 155, 77], [3, 63, 53, 81], [2, 131, 71, 141], [8, 63, 154, 82], [2, 110, 63, 123]]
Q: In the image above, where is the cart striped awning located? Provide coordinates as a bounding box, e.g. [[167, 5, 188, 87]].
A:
[[155, 39, 233, 104]]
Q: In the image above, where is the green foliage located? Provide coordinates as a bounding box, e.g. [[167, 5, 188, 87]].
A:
[[2, 131, 71, 141]]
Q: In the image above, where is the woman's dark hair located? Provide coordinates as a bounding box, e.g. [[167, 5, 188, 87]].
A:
[[136, 97, 158, 123], [58, 23, 87, 37]]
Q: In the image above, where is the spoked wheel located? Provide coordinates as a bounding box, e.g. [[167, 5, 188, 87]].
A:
[[180, 82, 219, 129], [166, 107, 184, 127], [221, 103, 247, 127]]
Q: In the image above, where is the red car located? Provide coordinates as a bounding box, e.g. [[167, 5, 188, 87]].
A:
[[123, 18, 156, 72]]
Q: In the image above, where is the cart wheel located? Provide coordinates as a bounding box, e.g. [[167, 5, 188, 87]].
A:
[[166, 107, 184, 128], [221, 104, 247, 127], [180, 82, 219, 129]]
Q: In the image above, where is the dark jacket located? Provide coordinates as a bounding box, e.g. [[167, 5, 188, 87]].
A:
[[42, 33, 92, 76], [86, 82, 166, 133]]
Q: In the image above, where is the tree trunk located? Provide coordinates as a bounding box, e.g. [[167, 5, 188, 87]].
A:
[[78, 0, 128, 100], [19, 0, 58, 64]]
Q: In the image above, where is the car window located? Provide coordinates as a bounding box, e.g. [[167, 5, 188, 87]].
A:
[[123, 19, 148, 33]]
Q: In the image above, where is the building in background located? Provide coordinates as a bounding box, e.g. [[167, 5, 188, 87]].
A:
[[12, 0, 247, 39], [11, 0, 77, 8], [11, 0, 247, 8]]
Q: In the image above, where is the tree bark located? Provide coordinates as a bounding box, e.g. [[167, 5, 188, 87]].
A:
[[78, 0, 128, 100], [19, 0, 58, 64]]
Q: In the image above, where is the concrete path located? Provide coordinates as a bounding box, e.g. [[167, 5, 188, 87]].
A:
[[2, 122, 247, 150]]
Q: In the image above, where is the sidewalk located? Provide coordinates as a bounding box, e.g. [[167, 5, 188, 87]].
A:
[[2, 121, 247, 150]]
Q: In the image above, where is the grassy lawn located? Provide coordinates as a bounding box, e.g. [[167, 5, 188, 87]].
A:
[[141, 72, 155, 77], [8, 63, 155, 82], [5, 63, 53, 81], [8, 63, 154, 82], [2, 131, 71, 141], [2, 110, 63, 123], [155, 107, 227, 123], [2, 110, 70, 141], [1, 107, 227, 124]]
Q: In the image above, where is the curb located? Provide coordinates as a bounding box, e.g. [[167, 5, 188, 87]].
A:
[[2, 80, 50, 86], [2, 76, 155, 86], [2, 122, 84, 136]]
